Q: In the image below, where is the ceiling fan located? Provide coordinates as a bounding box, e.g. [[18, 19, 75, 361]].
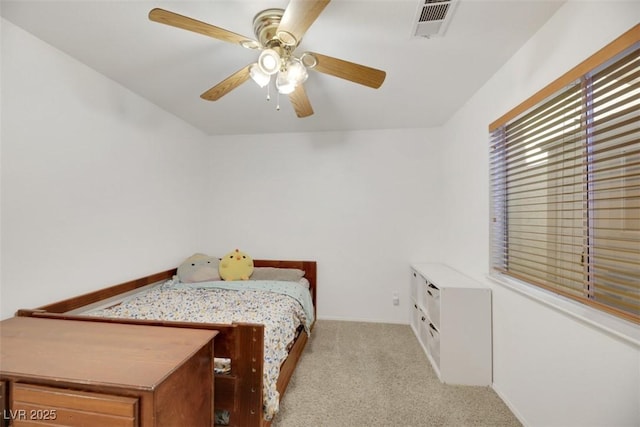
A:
[[148, 0, 386, 118]]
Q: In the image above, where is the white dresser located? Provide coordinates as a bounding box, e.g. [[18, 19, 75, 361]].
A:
[[410, 263, 492, 385]]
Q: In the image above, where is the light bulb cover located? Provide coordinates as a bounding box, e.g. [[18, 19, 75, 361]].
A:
[[275, 57, 308, 95], [258, 49, 281, 75], [287, 58, 308, 84], [249, 64, 270, 88], [276, 69, 296, 94]]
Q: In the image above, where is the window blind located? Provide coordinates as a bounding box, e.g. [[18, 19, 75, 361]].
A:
[[489, 25, 639, 324]]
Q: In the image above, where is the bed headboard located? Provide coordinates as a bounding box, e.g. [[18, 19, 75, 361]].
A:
[[21, 260, 317, 317], [253, 259, 317, 317]]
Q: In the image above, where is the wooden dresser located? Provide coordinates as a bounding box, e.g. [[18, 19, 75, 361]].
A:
[[0, 317, 216, 426]]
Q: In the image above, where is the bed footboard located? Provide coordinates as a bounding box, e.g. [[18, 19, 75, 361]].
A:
[[214, 323, 264, 426]]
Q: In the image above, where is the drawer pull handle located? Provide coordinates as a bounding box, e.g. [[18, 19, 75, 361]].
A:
[[414, 304, 418, 309], [428, 284, 439, 290], [427, 290, 433, 297], [429, 323, 438, 332], [421, 316, 426, 322]]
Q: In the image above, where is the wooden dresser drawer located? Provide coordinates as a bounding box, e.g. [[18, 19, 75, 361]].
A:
[[12, 383, 138, 427]]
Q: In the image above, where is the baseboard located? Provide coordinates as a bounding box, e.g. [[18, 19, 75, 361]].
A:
[[491, 382, 529, 427], [316, 315, 409, 325]]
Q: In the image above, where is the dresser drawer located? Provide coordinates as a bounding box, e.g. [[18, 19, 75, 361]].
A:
[[12, 383, 138, 427], [426, 282, 441, 329], [417, 306, 427, 339], [414, 270, 430, 310], [411, 270, 419, 302], [425, 322, 440, 369], [412, 298, 427, 329]]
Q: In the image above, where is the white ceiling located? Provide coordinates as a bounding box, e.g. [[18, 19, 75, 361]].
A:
[[1, 0, 564, 135]]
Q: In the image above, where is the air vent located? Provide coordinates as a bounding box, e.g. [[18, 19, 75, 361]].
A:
[[412, 0, 458, 38]]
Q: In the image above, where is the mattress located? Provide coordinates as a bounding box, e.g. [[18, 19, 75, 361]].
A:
[[86, 277, 314, 420]]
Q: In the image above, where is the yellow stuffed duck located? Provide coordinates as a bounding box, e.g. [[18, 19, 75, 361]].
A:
[[219, 249, 254, 281]]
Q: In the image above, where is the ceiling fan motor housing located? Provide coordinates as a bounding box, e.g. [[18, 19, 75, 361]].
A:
[[253, 8, 296, 50]]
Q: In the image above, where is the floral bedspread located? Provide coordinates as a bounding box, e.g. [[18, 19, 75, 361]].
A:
[[86, 278, 313, 421]]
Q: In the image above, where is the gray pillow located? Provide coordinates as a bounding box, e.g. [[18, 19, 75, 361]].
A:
[[177, 253, 221, 283], [250, 267, 305, 282]]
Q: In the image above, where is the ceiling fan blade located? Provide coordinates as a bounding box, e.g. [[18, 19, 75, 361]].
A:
[[278, 0, 330, 45], [309, 52, 386, 89], [288, 84, 314, 118], [200, 65, 252, 101], [149, 8, 260, 49]]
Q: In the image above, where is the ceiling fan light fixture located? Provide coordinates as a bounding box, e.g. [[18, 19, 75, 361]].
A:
[[258, 49, 281, 75], [276, 58, 308, 95], [287, 58, 308, 84], [276, 70, 297, 95], [249, 64, 271, 88]]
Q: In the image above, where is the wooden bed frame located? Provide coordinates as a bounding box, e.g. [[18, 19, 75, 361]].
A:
[[16, 259, 317, 427]]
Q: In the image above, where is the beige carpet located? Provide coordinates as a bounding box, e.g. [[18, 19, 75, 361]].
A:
[[272, 320, 521, 427]]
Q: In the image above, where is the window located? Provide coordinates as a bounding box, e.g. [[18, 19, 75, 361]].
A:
[[489, 25, 639, 324]]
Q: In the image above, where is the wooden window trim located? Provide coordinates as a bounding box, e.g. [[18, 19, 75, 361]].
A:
[[489, 24, 640, 132]]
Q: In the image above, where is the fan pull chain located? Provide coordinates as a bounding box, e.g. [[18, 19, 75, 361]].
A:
[[266, 83, 271, 101], [276, 91, 281, 111]]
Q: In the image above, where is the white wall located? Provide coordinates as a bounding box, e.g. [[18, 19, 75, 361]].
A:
[[0, 19, 208, 318], [1, 15, 445, 325], [3, 3, 639, 425], [202, 129, 444, 324], [439, 2, 640, 426]]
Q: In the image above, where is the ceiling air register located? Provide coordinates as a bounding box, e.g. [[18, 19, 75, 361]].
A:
[[412, 0, 459, 38]]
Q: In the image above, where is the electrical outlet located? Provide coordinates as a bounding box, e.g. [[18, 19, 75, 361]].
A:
[[392, 292, 400, 306]]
